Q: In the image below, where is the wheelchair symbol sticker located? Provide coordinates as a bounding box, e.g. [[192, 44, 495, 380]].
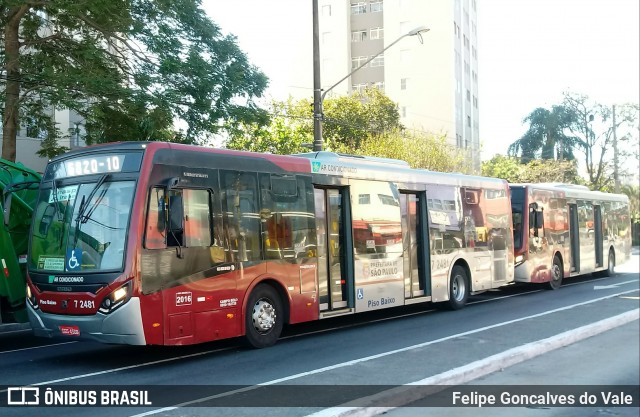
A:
[[66, 249, 82, 271], [357, 288, 364, 300]]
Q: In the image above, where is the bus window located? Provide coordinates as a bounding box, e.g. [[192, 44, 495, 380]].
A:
[[260, 174, 316, 260], [222, 171, 260, 262], [145, 187, 166, 249], [183, 189, 212, 247]]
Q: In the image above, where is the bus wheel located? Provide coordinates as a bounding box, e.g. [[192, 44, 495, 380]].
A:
[[548, 256, 563, 290], [605, 249, 615, 277], [447, 265, 469, 310], [245, 284, 284, 348]]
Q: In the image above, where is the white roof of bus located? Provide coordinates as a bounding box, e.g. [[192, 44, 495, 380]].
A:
[[295, 151, 507, 189], [510, 182, 628, 202]]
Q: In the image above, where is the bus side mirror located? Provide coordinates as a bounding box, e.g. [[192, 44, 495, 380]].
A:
[[535, 211, 544, 229], [168, 195, 184, 234], [2, 193, 11, 227]]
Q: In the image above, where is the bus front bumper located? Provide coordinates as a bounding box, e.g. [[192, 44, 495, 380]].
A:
[[27, 297, 146, 345]]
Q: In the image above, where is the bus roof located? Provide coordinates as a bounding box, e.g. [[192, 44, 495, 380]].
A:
[[510, 182, 628, 203]]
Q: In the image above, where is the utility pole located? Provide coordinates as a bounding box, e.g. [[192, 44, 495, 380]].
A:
[[612, 104, 620, 193], [312, 0, 323, 152]]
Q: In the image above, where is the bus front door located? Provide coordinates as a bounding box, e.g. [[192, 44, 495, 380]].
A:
[[400, 192, 429, 299], [569, 203, 580, 272], [594, 205, 603, 268], [315, 188, 351, 312]]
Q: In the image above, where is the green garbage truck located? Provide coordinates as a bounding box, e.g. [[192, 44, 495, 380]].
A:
[[0, 159, 41, 325]]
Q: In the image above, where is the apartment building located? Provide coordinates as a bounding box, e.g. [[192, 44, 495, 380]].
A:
[[317, 0, 480, 170]]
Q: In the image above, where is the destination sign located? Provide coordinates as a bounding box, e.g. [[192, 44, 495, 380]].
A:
[[47, 153, 142, 179], [62, 155, 124, 177]]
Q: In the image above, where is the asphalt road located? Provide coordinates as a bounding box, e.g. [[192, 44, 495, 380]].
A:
[[1, 251, 638, 417]]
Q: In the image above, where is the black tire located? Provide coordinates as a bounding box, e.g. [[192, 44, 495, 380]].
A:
[[548, 256, 563, 290], [446, 265, 469, 310], [605, 249, 615, 277], [245, 284, 284, 348]]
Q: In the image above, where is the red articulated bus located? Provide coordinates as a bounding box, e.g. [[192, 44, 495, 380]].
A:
[[510, 183, 631, 289], [26, 142, 514, 347]]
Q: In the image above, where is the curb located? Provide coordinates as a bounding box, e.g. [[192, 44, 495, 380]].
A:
[[306, 308, 640, 417]]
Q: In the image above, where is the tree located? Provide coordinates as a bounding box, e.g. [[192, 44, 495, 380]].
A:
[[225, 89, 404, 154], [508, 105, 580, 162], [323, 88, 403, 149], [1, 0, 268, 161], [482, 155, 583, 184], [225, 99, 310, 154], [344, 129, 472, 173], [562, 92, 639, 191]]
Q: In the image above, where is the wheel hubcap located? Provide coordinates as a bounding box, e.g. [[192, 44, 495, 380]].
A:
[[252, 299, 276, 333], [552, 264, 561, 281], [452, 275, 465, 301]]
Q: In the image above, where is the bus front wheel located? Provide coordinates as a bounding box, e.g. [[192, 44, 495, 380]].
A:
[[245, 284, 284, 348], [548, 256, 563, 290]]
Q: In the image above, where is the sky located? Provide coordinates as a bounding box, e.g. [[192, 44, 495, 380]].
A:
[[203, 0, 640, 161]]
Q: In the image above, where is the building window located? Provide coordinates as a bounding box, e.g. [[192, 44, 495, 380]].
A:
[[467, 115, 471, 127], [351, 2, 366, 14], [373, 81, 385, 91], [400, 78, 408, 90], [370, 0, 383, 13], [466, 89, 470, 101], [352, 56, 368, 69], [352, 83, 368, 93], [456, 24, 461, 39], [352, 30, 367, 42], [322, 4, 332, 16], [473, 96, 478, 108], [370, 27, 384, 39], [401, 106, 407, 117], [370, 54, 384, 67]]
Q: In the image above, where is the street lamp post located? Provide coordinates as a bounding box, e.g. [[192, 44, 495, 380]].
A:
[[311, 19, 429, 152]]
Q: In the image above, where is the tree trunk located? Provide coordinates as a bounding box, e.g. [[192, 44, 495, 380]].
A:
[[2, 6, 29, 162]]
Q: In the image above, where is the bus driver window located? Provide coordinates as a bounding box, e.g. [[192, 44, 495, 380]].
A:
[[145, 187, 167, 249]]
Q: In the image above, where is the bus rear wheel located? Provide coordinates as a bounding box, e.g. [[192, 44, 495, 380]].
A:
[[548, 256, 563, 290], [605, 249, 615, 277], [245, 284, 284, 348], [446, 265, 469, 310]]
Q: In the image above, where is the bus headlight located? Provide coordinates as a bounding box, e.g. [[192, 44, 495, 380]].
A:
[[26, 284, 38, 309], [99, 282, 132, 314]]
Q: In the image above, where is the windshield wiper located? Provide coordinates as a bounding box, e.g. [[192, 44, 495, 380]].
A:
[[72, 174, 109, 249], [75, 174, 109, 224], [51, 179, 62, 220]]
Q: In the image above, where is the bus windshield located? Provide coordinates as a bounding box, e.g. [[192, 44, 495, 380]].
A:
[[29, 179, 136, 273]]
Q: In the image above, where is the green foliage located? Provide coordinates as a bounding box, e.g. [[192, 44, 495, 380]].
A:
[[509, 92, 639, 191], [225, 99, 311, 154], [508, 105, 579, 162], [482, 155, 583, 185], [341, 129, 472, 174], [1, 0, 267, 161], [323, 88, 403, 149], [620, 184, 640, 224], [225, 88, 403, 154]]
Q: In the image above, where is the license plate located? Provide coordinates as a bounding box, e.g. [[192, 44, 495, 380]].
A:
[[59, 325, 80, 336]]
